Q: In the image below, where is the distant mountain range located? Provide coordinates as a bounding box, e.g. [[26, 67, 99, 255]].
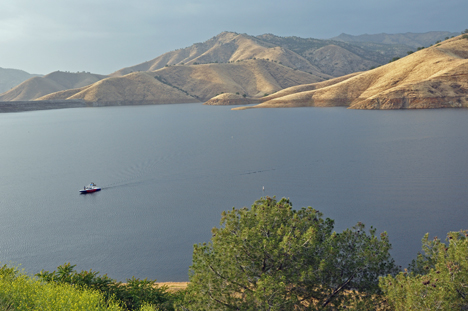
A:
[[331, 31, 459, 48], [0, 30, 464, 110]]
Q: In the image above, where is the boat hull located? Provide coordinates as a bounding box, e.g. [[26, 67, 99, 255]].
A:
[[79, 188, 101, 194]]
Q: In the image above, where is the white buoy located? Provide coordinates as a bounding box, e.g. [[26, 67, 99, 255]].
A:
[[262, 186, 265, 191]]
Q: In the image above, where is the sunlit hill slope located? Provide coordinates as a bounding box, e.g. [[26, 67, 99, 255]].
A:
[[38, 59, 322, 103], [234, 35, 468, 110], [0, 71, 105, 101]]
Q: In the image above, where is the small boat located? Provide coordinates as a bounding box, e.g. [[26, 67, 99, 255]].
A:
[[79, 183, 101, 194]]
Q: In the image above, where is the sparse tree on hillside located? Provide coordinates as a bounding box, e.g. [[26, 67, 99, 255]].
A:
[[182, 197, 398, 311]]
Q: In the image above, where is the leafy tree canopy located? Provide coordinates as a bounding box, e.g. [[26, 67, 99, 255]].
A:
[[380, 230, 468, 311], [182, 197, 397, 310]]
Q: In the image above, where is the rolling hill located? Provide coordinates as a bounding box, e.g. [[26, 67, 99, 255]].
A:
[[111, 31, 415, 79], [0, 67, 41, 94], [233, 35, 468, 110], [38, 59, 323, 103], [0, 71, 106, 101]]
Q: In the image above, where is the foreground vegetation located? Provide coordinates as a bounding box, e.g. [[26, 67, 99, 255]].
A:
[[1, 197, 466, 310]]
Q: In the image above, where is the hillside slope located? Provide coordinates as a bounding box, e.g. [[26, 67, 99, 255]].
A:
[[0, 68, 41, 93], [111, 32, 328, 79], [37, 72, 198, 105], [234, 36, 468, 110], [39, 59, 322, 103], [111, 31, 412, 79], [0, 71, 106, 101]]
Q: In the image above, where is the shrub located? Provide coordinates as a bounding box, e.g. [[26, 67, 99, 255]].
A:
[[36, 263, 174, 310], [0, 263, 122, 311]]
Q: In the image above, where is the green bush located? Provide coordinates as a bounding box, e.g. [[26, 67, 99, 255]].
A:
[[380, 231, 468, 310], [0, 263, 122, 311], [36, 263, 174, 310]]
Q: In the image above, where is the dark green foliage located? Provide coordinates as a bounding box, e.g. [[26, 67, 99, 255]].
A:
[[462, 34, 468, 40], [36, 263, 175, 310], [462, 29, 468, 34], [388, 56, 400, 63], [183, 197, 397, 310], [407, 51, 414, 55], [242, 94, 247, 98], [381, 231, 468, 310]]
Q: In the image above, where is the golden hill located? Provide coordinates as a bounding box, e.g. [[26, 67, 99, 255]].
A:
[[111, 32, 330, 80], [37, 72, 198, 104], [0, 71, 105, 101], [306, 45, 377, 77], [40, 59, 323, 104], [234, 35, 468, 110], [0, 67, 41, 93], [204, 93, 255, 106], [153, 59, 323, 100]]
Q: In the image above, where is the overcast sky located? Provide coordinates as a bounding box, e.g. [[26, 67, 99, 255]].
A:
[[1, 0, 466, 75]]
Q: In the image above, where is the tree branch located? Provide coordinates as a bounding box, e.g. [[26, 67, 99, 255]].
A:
[[322, 271, 357, 308]]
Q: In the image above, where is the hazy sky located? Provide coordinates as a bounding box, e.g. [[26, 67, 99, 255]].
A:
[[1, 0, 466, 75]]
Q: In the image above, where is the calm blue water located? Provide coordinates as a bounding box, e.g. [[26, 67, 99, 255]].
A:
[[1, 104, 467, 281]]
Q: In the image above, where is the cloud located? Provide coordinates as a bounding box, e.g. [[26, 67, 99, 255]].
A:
[[0, 0, 466, 73]]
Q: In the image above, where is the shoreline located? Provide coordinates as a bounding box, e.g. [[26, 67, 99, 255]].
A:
[[0, 100, 87, 113], [0, 99, 202, 113]]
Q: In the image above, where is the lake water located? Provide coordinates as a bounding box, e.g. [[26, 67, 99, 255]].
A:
[[1, 104, 467, 281]]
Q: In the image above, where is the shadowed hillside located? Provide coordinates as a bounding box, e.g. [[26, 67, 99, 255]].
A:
[[0, 71, 106, 101], [233, 35, 468, 110]]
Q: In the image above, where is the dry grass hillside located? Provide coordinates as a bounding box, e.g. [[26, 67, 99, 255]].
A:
[[306, 45, 377, 77], [0, 71, 105, 101], [0, 67, 41, 93], [111, 32, 330, 79], [37, 72, 198, 104], [40, 59, 321, 103], [234, 35, 468, 110], [204, 93, 256, 106], [153, 59, 323, 100]]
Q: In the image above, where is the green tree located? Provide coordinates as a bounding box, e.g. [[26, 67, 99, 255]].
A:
[[182, 197, 397, 310], [380, 230, 468, 310]]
